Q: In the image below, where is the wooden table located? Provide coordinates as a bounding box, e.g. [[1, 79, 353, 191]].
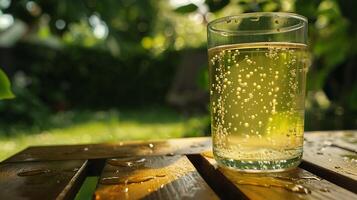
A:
[[1, 130, 356, 200]]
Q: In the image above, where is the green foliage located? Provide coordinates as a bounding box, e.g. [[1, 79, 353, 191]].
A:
[[174, 3, 198, 14], [295, 0, 322, 20], [0, 69, 14, 99], [0, 0, 355, 126], [0, 108, 208, 160], [205, 0, 230, 12], [201, 0, 357, 113], [348, 86, 357, 111], [9, 42, 179, 107], [197, 65, 209, 91], [0, 77, 49, 125], [0, 1, 201, 123], [296, 0, 351, 91], [3, 0, 159, 57]]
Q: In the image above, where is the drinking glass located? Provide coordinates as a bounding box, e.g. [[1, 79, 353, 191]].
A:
[[207, 12, 309, 172]]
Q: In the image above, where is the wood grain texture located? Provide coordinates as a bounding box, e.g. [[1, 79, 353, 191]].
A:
[[5, 132, 356, 163], [0, 160, 87, 200], [95, 155, 219, 200], [334, 131, 357, 152], [4, 137, 210, 163], [303, 131, 357, 192], [305, 130, 357, 152], [2, 131, 357, 200], [189, 154, 357, 200]]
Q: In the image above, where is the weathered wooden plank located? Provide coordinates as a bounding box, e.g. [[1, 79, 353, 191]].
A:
[[302, 132, 357, 193], [0, 160, 87, 200], [3, 131, 356, 200], [4, 137, 210, 163], [305, 131, 357, 153], [189, 153, 357, 200], [95, 155, 219, 200], [5, 131, 356, 163], [335, 131, 357, 152]]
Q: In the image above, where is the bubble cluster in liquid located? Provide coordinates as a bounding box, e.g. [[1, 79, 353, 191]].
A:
[[209, 42, 309, 168]]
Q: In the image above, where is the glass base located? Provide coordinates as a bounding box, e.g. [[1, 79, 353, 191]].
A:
[[215, 154, 302, 173]]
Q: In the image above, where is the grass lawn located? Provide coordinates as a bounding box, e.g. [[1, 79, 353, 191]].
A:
[[0, 107, 209, 161]]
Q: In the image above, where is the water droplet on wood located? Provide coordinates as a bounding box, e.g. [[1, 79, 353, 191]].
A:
[[235, 177, 311, 194], [289, 184, 311, 194], [100, 177, 121, 185], [107, 158, 146, 167], [202, 151, 214, 159], [128, 176, 156, 184], [190, 144, 200, 148], [300, 176, 321, 181], [322, 140, 332, 146], [100, 174, 166, 185], [320, 188, 330, 192], [17, 169, 51, 177], [341, 154, 357, 162]]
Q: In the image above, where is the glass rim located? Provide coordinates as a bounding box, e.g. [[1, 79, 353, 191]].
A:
[[208, 12, 308, 36]]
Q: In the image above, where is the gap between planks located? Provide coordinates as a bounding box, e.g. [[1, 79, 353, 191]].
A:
[[303, 132, 357, 193], [188, 154, 357, 200], [95, 155, 219, 200]]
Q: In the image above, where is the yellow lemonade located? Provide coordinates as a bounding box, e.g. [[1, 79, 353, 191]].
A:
[[209, 42, 309, 171]]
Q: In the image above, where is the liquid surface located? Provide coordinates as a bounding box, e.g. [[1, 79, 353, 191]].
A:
[[209, 42, 309, 171]]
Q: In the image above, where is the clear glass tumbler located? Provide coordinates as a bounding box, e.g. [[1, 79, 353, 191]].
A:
[[208, 12, 309, 172]]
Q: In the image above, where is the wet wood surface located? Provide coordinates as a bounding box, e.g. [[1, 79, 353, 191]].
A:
[[95, 155, 219, 200], [4, 137, 210, 163], [0, 130, 356, 199], [189, 153, 356, 200], [304, 130, 357, 153], [303, 131, 357, 192], [0, 160, 87, 200]]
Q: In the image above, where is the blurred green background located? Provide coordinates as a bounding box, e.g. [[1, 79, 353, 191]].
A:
[[0, 0, 356, 161]]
